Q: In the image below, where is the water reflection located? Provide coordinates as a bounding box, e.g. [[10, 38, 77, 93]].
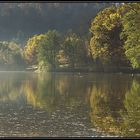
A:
[[0, 72, 139, 137], [89, 74, 140, 137], [23, 73, 91, 112], [0, 72, 95, 137], [121, 77, 140, 137]]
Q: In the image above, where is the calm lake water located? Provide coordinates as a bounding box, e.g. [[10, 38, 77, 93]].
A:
[[0, 72, 139, 137]]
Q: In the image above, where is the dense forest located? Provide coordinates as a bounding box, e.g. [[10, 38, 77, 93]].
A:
[[0, 3, 112, 44], [0, 3, 140, 73]]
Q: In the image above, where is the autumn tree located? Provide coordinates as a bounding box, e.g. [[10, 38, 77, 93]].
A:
[[89, 4, 131, 70], [24, 34, 48, 64], [37, 30, 62, 71], [24, 30, 62, 70]]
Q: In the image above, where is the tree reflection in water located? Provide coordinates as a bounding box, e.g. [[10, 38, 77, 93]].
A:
[[22, 73, 91, 112], [0, 72, 91, 111], [0, 72, 139, 137], [89, 74, 140, 137], [121, 77, 140, 137]]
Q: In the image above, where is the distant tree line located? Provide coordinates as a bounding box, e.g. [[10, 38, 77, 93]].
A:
[[0, 41, 25, 70]]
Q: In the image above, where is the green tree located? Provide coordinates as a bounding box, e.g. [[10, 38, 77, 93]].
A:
[[121, 4, 140, 69], [62, 31, 87, 69], [37, 30, 62, 71]]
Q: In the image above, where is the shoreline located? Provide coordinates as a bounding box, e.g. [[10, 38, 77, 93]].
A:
[[0, 69, 139, 75], [0, 65, 140, 74]]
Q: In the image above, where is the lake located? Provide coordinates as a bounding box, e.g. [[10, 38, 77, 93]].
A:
[[0, 72, 139, 137]]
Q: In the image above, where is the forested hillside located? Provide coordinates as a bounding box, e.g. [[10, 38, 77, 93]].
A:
[[0, 3, 112, 44]]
